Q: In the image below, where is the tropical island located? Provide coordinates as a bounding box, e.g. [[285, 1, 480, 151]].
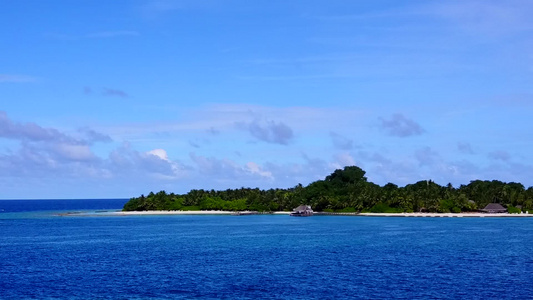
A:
[[123, 166, 533, 215]]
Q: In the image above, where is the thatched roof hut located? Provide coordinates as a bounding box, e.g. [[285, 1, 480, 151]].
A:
[[291, 205, 313, 216], [481, 203, 507, 213]]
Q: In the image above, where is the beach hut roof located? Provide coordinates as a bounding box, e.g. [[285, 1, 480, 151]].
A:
[[483, 203, 506, 210], [294, 205, 312, 211]]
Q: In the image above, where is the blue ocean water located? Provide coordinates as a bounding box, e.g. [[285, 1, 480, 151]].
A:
[[1, 200, 533, 299], [0, 199, 128, 213]]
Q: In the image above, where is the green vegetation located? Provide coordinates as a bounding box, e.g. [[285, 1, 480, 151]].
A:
[[123, 166, 533, 213], [507, 206, 521, 214], [365, 203, 404, 213]]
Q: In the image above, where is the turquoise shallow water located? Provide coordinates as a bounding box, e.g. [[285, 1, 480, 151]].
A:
[[1, 200, 533, 299]]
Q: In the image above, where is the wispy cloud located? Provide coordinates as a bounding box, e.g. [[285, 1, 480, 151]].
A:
[[102, 88, 128, 98], [207, 127, 220, 135], [189, 153, 272, 180], [489, 93, 533, 108], [83, 87, 93, 95], [315, 1, 533, 38], [108, 144, 186, 180], [457, 142, 474, 154], [189, 140, 200, 148], [44, 30, 139, 41], [50, 143, 97, 162], [83, 87, 129, 98], [142, 0, 182, 14], [415, 147, 440, 166], [78, 127, 113, 144], [0, 112, 115, 172], [329, 131, 353, 150], [0, 111, 76, 143], [139, 0, 222, 18], [330, 152, 356, 170], [237, 73, 352, 82], [427, 0, 533, 37], [488, 150, 511, 162], [86, 31, 139, 38], [188, 137, 210, 149], [237, 119, 294, 145], [0, 74, 37, 83], [0, 143, 100, 178], [379, 113, 424, 137], [102, 104, 365, 147], [203, 104, 364, 131]]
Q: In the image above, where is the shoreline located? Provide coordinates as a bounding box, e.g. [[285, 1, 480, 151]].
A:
[[103, 210, 292, 216], [356, 212, 533, 218], [74, 210, 533, 218]]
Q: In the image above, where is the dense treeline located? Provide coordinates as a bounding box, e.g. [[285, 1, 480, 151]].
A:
[[123, 166, 533, 213]]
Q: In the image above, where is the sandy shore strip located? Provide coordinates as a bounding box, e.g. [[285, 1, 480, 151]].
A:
[[356, 212, 533, 217], [114, 210, 232, 215], [109, 210, 292, 216], [62, 210, 531, 217]]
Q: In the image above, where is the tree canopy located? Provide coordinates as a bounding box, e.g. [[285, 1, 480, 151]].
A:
[[123, 166, 533, 213]]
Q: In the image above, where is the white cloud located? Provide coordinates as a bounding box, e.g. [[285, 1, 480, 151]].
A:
[[246, 162, 273, 179], [53, 144, 96, 161], [147, 148, 169, 161], [107, 144, 186, 180], [329, 152, 356, 170], [190, 153, 248, 179]]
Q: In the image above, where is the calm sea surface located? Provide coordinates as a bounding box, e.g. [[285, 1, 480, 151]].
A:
[[1, 200, 533, 299]]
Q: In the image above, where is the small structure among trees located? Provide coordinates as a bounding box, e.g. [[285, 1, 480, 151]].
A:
[[481, 203, 507, 213], [290, 205, 313, 216]]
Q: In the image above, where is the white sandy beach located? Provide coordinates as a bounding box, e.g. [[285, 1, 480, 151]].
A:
[[106, 210, 533, 217], [357, 212, 533, 217], [110, 210, 291, 216]]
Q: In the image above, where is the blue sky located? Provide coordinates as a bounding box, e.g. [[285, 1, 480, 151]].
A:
[[1, 0, 532, 199]]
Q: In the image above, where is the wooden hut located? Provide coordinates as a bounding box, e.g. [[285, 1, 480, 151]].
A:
[[290, 205, 313, 217], [480, 203, 507, 213]]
